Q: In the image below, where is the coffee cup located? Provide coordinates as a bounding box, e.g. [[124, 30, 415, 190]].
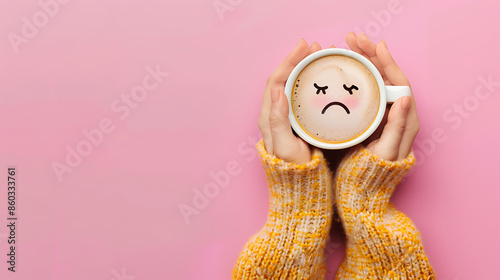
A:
[[285, 48, 411, 150]]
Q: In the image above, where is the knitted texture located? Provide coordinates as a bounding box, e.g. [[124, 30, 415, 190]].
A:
[[334, 148, 435, 280], [231, 139, 334, 280]]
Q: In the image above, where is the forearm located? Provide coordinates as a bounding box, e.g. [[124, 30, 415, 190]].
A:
[[335, 147, 435, 279], [232, 139, 334, 280]]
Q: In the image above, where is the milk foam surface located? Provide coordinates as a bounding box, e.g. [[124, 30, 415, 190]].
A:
[[291, 55, 380, 143]]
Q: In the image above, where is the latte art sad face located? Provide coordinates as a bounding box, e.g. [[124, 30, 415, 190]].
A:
[[291, 55, 380, 143]]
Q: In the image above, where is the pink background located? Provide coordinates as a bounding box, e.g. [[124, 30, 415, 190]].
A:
[[0, 0, 499, 279]]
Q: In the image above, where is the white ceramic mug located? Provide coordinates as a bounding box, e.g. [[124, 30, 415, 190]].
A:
[[285, 48, 411, 150]]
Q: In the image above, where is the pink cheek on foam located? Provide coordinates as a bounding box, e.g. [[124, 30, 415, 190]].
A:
[[340, 96, 360, 109]]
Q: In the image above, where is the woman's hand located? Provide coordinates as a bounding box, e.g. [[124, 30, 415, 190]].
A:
[[258, 39, 324, 164], [259, 34, 418, 163], [346, 33, 420, 161]]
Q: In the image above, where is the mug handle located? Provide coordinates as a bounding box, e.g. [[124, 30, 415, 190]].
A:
[[386, 86, 412, 103]]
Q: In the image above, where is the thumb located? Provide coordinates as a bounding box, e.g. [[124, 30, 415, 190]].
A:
[[269, 88, 309, 163], [370, 96, 411, 161]]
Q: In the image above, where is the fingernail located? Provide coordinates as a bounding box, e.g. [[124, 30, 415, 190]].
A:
[[298, 38, 306, 45]]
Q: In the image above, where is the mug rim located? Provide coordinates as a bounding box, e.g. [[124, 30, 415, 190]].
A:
[[285, 48, 387, 150]]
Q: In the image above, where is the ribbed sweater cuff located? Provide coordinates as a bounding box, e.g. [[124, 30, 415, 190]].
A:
[[256, 139, 333, 212], [336, 147, 416, 212]]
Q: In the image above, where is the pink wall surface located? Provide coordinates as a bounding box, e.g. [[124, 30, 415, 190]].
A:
[[0, 0, 499, 279]]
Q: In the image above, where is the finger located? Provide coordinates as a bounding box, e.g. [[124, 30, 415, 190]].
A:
[[269, 88, 307, 162], [375, 41, 410, 87], [345, 32, 370, 61], [268, 39, 310, 85], [260, 120, 274, 155], [307, 41, 322, 56], [363, 106, 389, 145], [356, 34, 388, 80], [397, 97, 420, 159], [376, 40, 419, 157], [346, 32, 365, 55], [262, 39, 309, 117], [329, 44, 336, 48], [370, 96, 411, 161], [356, 33, 378, 56], [260, 39, 310, 154]]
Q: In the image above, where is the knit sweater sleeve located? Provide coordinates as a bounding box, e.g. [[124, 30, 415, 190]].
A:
[[231, 139, 334, 280], [334, 147, 435, 279]]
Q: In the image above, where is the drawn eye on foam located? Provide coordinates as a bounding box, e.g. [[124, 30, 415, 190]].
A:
[[313, 83, 328, 94], [343, 84, 359, 95]]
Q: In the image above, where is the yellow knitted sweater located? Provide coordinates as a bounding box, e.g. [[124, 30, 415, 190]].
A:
[[231, 139, 435, 279]]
